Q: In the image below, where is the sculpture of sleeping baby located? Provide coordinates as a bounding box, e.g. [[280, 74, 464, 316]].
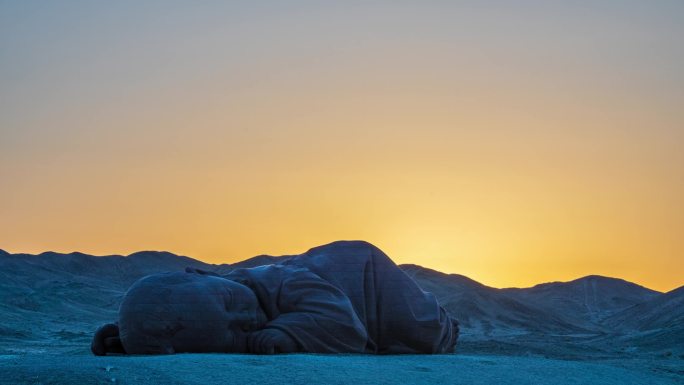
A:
[[91, 241, 459, 355]]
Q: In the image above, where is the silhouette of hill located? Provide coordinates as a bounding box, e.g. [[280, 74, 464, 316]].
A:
[[400, 265, 583, 336], [601, 285, 684, 352], [604, 285, 684, 331], [212, 254, 294, 274], [501, 275, 660, 330]]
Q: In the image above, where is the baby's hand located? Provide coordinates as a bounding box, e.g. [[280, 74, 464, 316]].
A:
[[247, 329, 297, 354]]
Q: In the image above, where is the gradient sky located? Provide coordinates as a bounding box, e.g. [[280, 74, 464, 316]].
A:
[[1, 1, 683, 291]]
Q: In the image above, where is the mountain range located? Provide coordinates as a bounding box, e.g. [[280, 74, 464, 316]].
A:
[[0, 247, 681, 358]]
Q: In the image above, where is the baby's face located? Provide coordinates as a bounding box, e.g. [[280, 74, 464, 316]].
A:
[[118, 272, 267, 354]]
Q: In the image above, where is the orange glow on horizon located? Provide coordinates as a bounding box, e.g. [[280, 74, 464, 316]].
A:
[[1, 2, 682, 293]]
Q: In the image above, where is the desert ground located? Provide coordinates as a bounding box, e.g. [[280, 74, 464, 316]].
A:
[[1, 327, 682, 384], [1, 347, 683, 385]]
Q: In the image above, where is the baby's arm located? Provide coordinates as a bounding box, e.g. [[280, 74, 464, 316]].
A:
[[251, 269, 368, 354]]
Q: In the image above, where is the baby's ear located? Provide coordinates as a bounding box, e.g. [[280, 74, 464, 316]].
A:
[[92, 323, 124, 356], [104, 336, 125, 354]]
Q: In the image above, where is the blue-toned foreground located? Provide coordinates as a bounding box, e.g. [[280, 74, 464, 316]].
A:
[[0, 352, 682, 385]]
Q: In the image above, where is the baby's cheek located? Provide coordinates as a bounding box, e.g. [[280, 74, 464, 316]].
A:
[[167, 324, 227, 352]]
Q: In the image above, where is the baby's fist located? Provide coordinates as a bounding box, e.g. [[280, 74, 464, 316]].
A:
[[247, 329, 297, 354]]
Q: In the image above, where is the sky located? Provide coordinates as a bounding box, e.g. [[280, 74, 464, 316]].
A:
[[1, 1, 683, 291]]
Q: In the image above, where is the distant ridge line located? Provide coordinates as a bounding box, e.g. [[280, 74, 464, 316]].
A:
[[1, 248, 680, 293]]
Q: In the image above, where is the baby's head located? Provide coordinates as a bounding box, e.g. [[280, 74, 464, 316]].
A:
[[116, 271, 266, 354]]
